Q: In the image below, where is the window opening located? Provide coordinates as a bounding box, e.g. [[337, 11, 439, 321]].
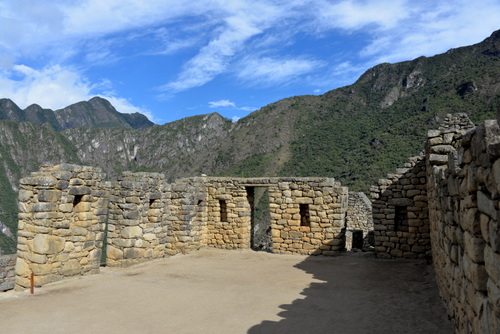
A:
[[219, 200, 227, 222], [299, 204, 310, 227], [394, 206, 409, 232]]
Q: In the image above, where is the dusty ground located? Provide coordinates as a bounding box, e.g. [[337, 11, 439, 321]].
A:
[[0, 248, 453, 334]]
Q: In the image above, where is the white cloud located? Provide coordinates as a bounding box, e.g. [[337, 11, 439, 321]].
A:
[[358, 0, 500, 63], [237, 56, 324, 86], [0, 64, 153, 120], [209, 100, 236, 108], [231, 116, 241, 123], [314, 0, 409, 31]]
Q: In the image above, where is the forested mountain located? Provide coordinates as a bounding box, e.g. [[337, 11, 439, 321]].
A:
[[0, 30, 498, 254]]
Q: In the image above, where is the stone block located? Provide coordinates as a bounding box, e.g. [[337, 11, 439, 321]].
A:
[[106, 245, 123, 260], [60, 259, 82, 276], [124, 248, 146, 259], [31, 234, 65, 255], [484, 246, 500, 286]]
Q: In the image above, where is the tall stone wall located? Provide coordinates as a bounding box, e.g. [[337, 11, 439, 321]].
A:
[[106, 172, 168, 266], [0, 254, 16, 291], [345, 192, 373, 250], [427, 115, 500, 333], [15, 164, 107, 290], [371, 154, 430, 259]]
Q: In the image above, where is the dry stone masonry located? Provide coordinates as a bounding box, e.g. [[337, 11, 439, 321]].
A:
[[372, 113, 500, 332], [15, 164, 107, 289], [426, 114, 499, 333], [0, 254, 16, 291], [345, 192, 373, 250], [12, 172, 349, 290], [371, 153, 430, 259]]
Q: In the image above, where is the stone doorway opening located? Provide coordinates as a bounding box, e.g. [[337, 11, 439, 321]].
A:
[[246, 187, 272, 252]]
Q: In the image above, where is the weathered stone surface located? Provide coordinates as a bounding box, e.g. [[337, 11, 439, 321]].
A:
[[31, 234, 65, 255]]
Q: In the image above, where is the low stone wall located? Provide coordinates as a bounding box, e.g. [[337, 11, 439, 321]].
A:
[[345, 192, 373, 250], [0, 254, 16, 291], [371, 154, 430, 259], [427, 116, 500, 333], [15, 164, 107, 290]]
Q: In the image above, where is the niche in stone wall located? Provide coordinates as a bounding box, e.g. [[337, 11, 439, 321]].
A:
[[73, 194, 83, 207], [219, 200, 227, 222], [300, 204, 311, 227], [394, 206, 409, 232]]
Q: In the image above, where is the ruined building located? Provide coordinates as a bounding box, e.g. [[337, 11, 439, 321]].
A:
[[0, 112, 499, 333]]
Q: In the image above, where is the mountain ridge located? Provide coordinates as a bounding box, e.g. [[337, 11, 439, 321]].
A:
[[0, 96, 154, 131], [0, 29, 498, 254]]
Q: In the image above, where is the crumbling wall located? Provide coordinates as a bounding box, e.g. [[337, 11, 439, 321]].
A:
[[0, 254, 16, 291], [15, 164, 107, 290], [371, 154, 430, 259], [106, 172, 168, 266], [345, 192, 373, 250], [427, 114, 500, 333]]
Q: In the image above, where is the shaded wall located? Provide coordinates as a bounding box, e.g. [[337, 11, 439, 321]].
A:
[[345, 192, 373, 250], [0, 254, 16, 291], [427, 115, 500, 333]]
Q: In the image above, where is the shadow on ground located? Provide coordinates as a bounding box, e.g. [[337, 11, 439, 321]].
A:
[[247, 252, 453, 334]]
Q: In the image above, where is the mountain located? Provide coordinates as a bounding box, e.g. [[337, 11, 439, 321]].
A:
[[0, 30, 498, 254], [0, 96, 154, 131]]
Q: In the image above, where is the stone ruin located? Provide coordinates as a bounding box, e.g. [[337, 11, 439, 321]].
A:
[[13, 172, 353, 290], [1, 112, 499, 332]]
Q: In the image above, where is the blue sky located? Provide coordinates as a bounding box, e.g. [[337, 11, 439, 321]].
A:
[[0, 0, 498, 124]]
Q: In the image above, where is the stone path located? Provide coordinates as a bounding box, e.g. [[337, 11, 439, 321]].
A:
[[0, 248, 453, 333]]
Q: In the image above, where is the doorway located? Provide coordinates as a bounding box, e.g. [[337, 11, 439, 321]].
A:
[[246, 187, 272, 251]]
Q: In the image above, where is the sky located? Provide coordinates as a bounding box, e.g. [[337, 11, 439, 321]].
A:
[[0, 1, 498, 124]]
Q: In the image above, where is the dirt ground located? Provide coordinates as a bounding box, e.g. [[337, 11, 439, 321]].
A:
[[0, 248, 453, 334]]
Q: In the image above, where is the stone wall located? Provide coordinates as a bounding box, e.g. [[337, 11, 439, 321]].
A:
[[0, 254, 16, 291], [12, 171, 350, 289], [345, 192, 373, 250], [268, 178, 348, 255], [15, 164, 107, 290], [106, 172, 169, 266], [166, 178, 207, 254], [204, 177, 349, 256], [427, 115, 500, 333], [371, 154, 430, 259]]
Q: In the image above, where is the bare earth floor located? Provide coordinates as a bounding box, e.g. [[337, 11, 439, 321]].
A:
[[0, 248, 453, 334]]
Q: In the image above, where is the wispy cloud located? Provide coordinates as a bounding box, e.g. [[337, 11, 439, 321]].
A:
[[209, 100, 236, 108], [236, 56, 324, 86]]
